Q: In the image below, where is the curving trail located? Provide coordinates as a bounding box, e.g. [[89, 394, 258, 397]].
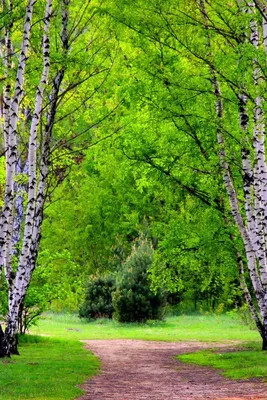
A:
[[78, 340, 267, 400]]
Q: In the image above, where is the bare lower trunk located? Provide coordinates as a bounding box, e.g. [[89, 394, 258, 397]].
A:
[[0, 321, 19, 357], [262, 328, 267, 350]]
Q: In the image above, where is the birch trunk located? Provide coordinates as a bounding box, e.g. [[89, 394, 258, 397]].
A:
[[0, 0, 54, 357], [0, 0, 98, 357], [200, 0, 267, 349], [249, 2, 267, 348]]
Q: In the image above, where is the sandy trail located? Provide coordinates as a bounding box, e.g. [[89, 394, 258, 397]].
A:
[[78, 340, 267, 400]]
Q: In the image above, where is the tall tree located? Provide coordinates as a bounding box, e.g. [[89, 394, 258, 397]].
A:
[[0, 0, 116, 357]]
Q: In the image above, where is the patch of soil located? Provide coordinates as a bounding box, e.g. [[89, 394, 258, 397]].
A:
[[78, 340, 267, 400]]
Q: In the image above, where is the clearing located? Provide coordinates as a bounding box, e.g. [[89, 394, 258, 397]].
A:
[[78, 340, 267, 400]]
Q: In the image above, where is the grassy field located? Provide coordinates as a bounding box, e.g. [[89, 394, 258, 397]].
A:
[[31, 313, 260, 342], [2, 313, 265, 399], [0, 335, 99, 400], [30, 313, 267, 383]]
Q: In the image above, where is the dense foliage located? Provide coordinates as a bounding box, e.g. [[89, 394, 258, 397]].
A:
[[79, 276, 115, 320], [112, 241, 166, 323]]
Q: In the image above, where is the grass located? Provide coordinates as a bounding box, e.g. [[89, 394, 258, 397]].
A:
[[0, 335, 100, 400], [2, 313, 265, 399], [31, 312, 260, 343], [178, 342, 267, 380], [30, 313, 267, 384]]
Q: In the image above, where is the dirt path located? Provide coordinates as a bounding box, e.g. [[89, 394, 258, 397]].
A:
[[78, 340, 267, 400]]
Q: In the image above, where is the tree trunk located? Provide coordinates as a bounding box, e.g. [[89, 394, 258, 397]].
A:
[[261, 319, 267, 350], [0, 322, 19, 357], [0, 0, 54, 357], [0, 0, 109, 358], [199, 0, 267, 348]]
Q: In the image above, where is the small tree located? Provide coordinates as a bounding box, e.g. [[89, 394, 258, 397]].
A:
[[79, 276, 115, 320], [112, 240, 166, 323]]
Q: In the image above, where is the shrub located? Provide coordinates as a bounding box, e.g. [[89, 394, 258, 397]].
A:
[[18, 287, 51, 334], [112, 240, 166, 323], [0, 276, 49, 334], [79, 276, 115, 320]]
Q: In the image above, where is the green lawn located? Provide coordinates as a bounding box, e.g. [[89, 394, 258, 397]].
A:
[[178, 342, 267, 380], [31, 313, 260, 342], [0, 335, 100, 400]]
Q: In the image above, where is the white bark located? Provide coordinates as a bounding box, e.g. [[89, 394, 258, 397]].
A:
[[248, 3, 267, 284], [2, 0, 35, 286], [0, 1, 35, 356], [200, 0, 267, 322], [239, 252, 265, 335], [0, 0, 57, 357], [18, 0, 52, 282], [7, 1, 54, 346], [29, 0, 70, 278], [3, 1, 71, 357], [251, 24, 267, 282], [0, 0, 94, 357], [251, 0, 267, 339], [0, 0, 13, 280], [239, 95, 256, 248]]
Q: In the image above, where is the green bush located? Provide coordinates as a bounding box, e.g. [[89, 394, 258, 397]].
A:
[[112, 240, 166, 323], [0, 272, 52, 334], [79, 276, 115, 320], [18, 287, 51, 334]]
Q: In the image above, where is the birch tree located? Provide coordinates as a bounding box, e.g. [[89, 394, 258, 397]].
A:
[[0, 0, 116, 357], [194, 0, 267, 350]]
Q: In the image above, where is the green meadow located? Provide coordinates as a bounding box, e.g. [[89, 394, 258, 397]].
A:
[[1, 313, 266, 399], [31, 313, 259, 342]]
